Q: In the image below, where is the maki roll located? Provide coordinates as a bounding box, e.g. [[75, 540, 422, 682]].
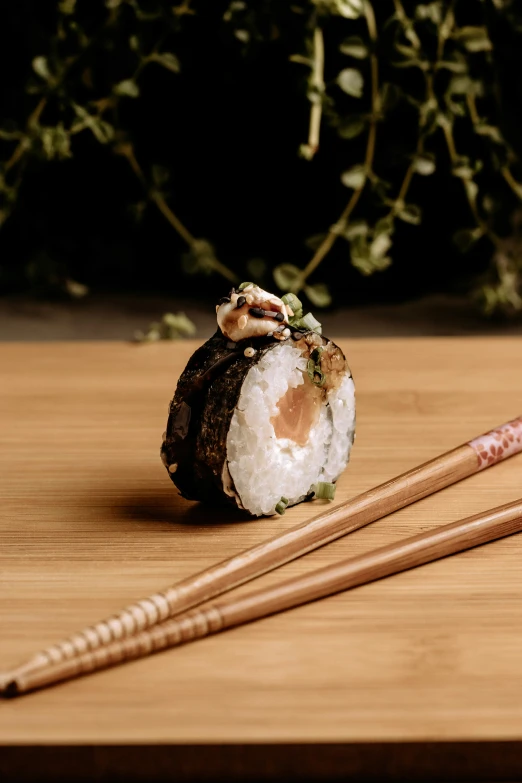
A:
[[161, 284, 355, 517]]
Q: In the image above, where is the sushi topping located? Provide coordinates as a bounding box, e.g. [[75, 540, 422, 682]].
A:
[[294, 312, 322, 334], [243, 346, 256, 358], [275, 497, 289, 515], [216, 284, 291, 342], [216, 283, 323, 342], [313, 482, 336, 501]]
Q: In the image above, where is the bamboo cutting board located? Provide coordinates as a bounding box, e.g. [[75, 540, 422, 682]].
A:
[[1, 338, 522, 781]]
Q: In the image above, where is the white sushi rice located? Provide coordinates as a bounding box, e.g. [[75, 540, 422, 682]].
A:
[[226, 342, 355, 516]]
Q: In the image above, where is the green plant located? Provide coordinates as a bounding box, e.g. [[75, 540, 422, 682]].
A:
[[1, 1, 522, 315]]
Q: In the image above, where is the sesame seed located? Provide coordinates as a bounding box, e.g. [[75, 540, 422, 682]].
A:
[[273, 312, 284, 322], [249, 307, 265, 318], [162, 431, 166, 441], [169, 463, 178, 474], [245, 294, 254, 304], [238, 315, 248, 330], [236, 295, 246, 308], [244, 347, 255, 358], [282, 328, 291, 338]]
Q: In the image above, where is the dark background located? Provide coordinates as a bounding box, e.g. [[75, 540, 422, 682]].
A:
[[1, 0, 522, 332]]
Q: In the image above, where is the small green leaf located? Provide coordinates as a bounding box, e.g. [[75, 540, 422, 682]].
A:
[[298, 143, 316, 161], [437, 57, 468, 73], [464, 179, 478, 202], [453, 26, 492, 53], [452, 164, 474, 180], [305, 282, 332, 308], [337, 68, 364, 98], [129, 35, 140, 52], [234, 29, 250, 43], [113, 79, 140, 98], [318, 0, 364, 19], [289, 54, 313, 66], [370, 233, 392, 259], [161, 312, 197, 337], [415, 2, 442, 23], [339, 36, 368, 59], [65, 279, 89, 298], [374, 217, 394, 237], [475, 124, 503, 143], [32, 56, 51, 81], [149, 52, 180, 73], [343, 219, 368, 239], [273, 263, 302, 292], [412, 153, 436, 175], [453, 227, 484, 253], [337, 116, 365, 139], [447, 75, 473, 95], [40, 123, 71, 160], [397, 204, 422, 225], [341, 164, 366, 189]]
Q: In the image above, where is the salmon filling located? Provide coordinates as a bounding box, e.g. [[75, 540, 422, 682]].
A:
[[271, 378, 323, 446]]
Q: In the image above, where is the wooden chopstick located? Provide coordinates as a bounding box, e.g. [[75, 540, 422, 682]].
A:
[[5, 496, 522, 697], [3, 415, 522, 692]]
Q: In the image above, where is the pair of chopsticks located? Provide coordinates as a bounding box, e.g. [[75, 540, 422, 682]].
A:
[[2, 415, 522, 698]]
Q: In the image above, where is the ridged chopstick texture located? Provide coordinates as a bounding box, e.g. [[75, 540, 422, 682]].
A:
[[4, 497, 522, 696]]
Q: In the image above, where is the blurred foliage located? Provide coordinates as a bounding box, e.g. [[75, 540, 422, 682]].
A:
[[134, 310, 197, 341], [1, 0, 522, 315]]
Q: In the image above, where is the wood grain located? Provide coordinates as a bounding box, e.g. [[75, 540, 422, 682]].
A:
[[1, 338, 522, 749], [10, 497, 522, 696]]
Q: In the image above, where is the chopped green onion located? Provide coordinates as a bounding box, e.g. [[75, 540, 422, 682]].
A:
[[282, 293, 303, 312], [307, 358, 316, 380], [297, 312, 322, 333], [275, 496, 289, 515], [238, 281, 254, 291], [314, 482, 336, 501], [310, 346, 324, 363], [313, 369, 326, 387], [280, 496, 289, 504]]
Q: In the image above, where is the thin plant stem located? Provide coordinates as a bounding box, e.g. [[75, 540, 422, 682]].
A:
[[466, 94, 522, 202], [119, 142, 238, 284], [297, 1, 378, 291], [501, 165, 522, 200], [305, 27, 325, 159]]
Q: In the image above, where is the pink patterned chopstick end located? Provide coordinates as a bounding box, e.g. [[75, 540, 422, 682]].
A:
[[469, 416, 522, 470]]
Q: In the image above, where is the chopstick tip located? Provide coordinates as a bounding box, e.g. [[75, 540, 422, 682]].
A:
[[0, 678, 20, 699]]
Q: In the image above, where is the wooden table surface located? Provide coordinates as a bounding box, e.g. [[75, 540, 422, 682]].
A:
[[2, 337, 522, 782]]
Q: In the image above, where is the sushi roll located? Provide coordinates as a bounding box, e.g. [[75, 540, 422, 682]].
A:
[[161, 284, 355, 517]]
